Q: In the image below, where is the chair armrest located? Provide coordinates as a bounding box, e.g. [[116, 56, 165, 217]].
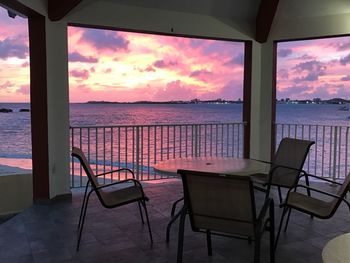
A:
[[250, 158, 272, 165], [269, 164, 306, 175], [285, 184, 350, 210], [96, 168, 135, 178], [96, 178, 139, 190], [288, 184, 341, 199], [298, 173, 342, 185], [95, 179, 147, 199]]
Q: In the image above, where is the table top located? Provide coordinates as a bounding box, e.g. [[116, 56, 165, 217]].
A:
[[154, 157, 269, 176], [322, 233, 350, 263]]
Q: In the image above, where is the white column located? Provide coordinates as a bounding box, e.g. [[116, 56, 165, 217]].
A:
[[250, 41, 274, 161], [45, 19, 71, 198]]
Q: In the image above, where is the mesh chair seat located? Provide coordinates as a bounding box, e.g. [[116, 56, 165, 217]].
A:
[[252, 172, 298, 188], [287, 192, 333, 218], [100, 184, 147, 208]]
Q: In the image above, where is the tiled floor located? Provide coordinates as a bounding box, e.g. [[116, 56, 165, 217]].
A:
[[1, 179, 350, 263]]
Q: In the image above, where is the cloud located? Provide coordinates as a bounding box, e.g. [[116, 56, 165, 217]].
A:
[[80, 29, 129, 51], [190, 69, 213, 81], [137, 65, 156, 73], [153, 59, 178, 69], [334, 41, 350, 51], [69, 52, 98, 63], [153, 80, 197, 101], [297, 54, 316, 60], [21, 61, 29, 67], [18, 84, 29, 95], [340, 53, 350, 65], [292, 60, 326, 82], [215, 80, 243, 100], [341, 75, 350, 81], [278, 69, 289, 79], [278, 49, 293, 58], [70, 69, 90, 80], [0, 37, 28, 59], [225, 53, 244, 65], [0, 80, 13, 90]]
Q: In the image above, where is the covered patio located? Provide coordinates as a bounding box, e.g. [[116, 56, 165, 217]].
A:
[[0, 0, 350, 262], [1, 179, 350, 262]]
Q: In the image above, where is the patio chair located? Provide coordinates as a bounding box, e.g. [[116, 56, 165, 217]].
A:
[[71, 147, 153, 251], [251, 137, 315, 203], [276, 173, 350, 247], [177, 169, 275, 263]]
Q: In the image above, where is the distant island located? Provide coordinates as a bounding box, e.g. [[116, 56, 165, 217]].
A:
[[87, 98, 243, 104], [87, 97, 350, 105], [277, 97, 350, 105]]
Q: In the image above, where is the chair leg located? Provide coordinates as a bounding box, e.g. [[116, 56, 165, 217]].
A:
[[77, 191, 92, 251], [254, 235, 261, 263], [304, 175, 314, 219], [269, 201, 275, 263], [141, 200, 153, 244], [138, 201, 145, 224], [78, 182, 90, 230], [277, 187, 283, 204], [206, 230, 212, 256], [283, 208, 292, 232], [177, 206, 187, 263], [275, 206, 288, 249]]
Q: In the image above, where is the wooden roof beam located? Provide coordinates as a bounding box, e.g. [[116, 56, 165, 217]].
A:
[[48, 0, 82, 21], [255, 0, 279, 43]]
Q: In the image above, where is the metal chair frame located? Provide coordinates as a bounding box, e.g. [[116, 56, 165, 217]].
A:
[[72, 147, 153, 251], [177, 170, 275, 263], [276, 173, 350, 247]]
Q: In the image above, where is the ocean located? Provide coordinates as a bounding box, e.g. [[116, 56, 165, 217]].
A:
[[1, 102, 350, 165]]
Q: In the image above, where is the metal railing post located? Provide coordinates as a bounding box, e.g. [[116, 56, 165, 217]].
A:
[[135, 126, 140, 180], [332, 126, 338, 182]]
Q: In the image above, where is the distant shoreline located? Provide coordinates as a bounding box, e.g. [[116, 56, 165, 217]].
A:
[[86, 99, 242, 105], [86, 97, 350, 105]]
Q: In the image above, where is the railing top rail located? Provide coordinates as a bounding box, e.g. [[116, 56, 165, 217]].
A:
[[276, 123, 350, 128], [70, 122, 247, 129]]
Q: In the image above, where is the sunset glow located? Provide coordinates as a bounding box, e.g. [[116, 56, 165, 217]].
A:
[[67, 27, 244, 102], [1, 6, 350, 103], [277, 38, 350, 100]]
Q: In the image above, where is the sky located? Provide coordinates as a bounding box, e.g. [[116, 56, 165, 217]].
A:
[[0, 6, 349, 103]]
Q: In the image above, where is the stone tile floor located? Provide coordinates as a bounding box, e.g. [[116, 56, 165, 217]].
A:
[[0, 179, 350, 263]]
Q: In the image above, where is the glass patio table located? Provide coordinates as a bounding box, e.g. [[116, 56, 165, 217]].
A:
[[153, 157, 270, 242]]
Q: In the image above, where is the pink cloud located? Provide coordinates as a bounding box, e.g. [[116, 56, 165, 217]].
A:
[[70, 69, 90, 80], [153, 59, 178, 69], [0, 80, 13, 90], [18, 84, 29, 94], [79, 29, 129, 52], [69, 52, 98, 63]]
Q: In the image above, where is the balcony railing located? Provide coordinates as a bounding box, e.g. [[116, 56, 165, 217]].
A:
[[70, 122, 350, 188], [70, 122, 245, 187], [276, 123, 350, 180]]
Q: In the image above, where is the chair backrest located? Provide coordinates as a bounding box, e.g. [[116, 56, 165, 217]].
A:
[[271, 138, 315, 187], [71, 147, 100, 189], [178, 169, 257, 237], [329, 173, 350, 216]]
